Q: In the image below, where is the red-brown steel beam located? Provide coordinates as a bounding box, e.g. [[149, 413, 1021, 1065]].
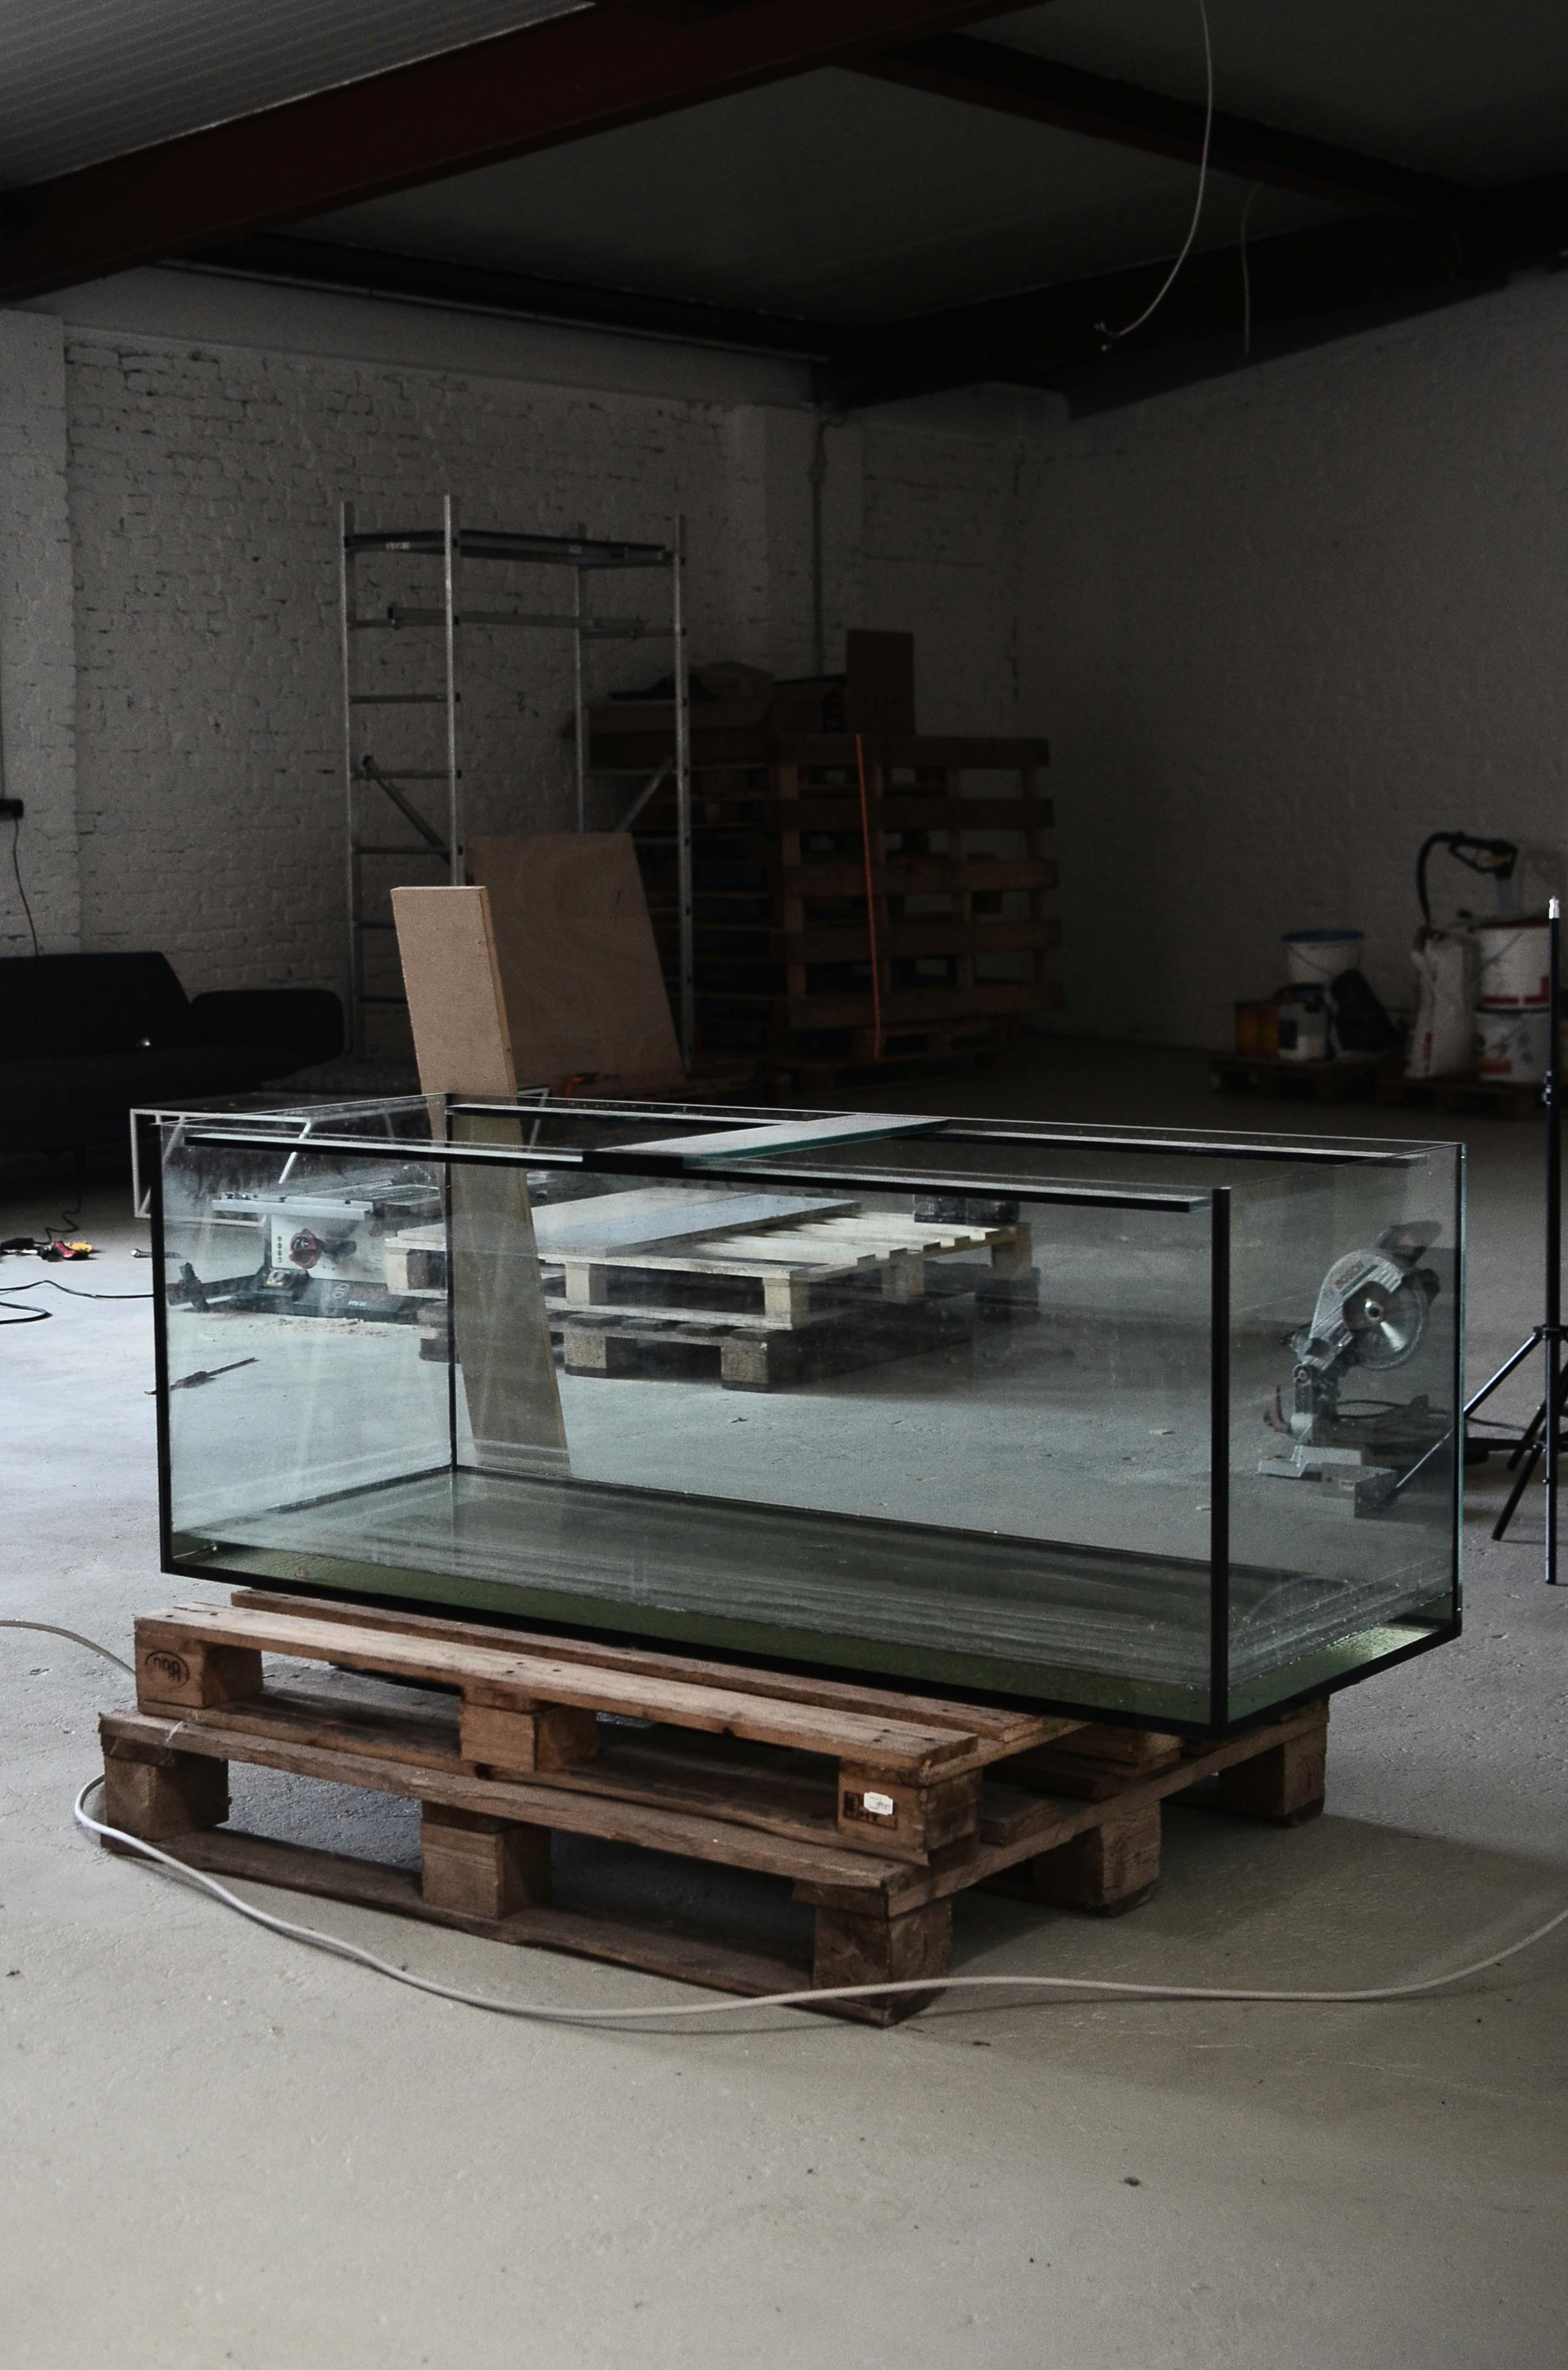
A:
[[859, 35, 1481, 229], [0, 0, 1016, 303]]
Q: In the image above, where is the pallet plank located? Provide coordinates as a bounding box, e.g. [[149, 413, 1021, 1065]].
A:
[[226, 1590, 1062, 1749], [140, 1604, 983, 1776], [102, 1706, 901, 1894]]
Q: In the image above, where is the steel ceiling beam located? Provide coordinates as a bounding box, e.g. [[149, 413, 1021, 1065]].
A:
[[0, 0, 1016, 304], [183, 232, 851, 360], [857, 35, 1482, 229], [818, 214, 1510, 412]]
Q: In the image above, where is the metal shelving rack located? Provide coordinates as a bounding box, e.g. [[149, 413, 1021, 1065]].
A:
[[338, 496, 692, 1061]]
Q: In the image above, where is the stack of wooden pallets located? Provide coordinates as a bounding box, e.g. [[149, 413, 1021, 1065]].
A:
[[100, 1593, 1331, 2026], [386, 1186, 1039, 1389], [616, 732, 1062, 1094]]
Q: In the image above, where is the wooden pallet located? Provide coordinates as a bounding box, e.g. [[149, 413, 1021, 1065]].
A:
[[772, 1017, 1022, 1100], [99, 1594, 1330, 2026], [394, 1193, 1039, 1387], [1209, 1051, 1392, 1103], [560, 1290, 974, 1389], [1374, 1071, 1543, 1121], [627, 736, 1060, 1073]]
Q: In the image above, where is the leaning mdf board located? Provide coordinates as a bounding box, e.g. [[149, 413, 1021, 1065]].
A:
[[391, 882, 517, 1099], [391, 882, 567, 1476], [467, 832, 681, 1087]]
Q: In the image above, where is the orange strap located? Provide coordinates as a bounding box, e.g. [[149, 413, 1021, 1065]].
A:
[[854, 732, 884, 1064]]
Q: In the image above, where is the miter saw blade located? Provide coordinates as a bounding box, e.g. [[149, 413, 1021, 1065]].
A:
[[1341, 1270, 1430, 1369]]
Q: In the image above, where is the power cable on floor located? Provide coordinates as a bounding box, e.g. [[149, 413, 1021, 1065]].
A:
[[0, 1276, 154, 1301], [69, 1779, 1568, 2025], [7, 1622, 1563, 2031]]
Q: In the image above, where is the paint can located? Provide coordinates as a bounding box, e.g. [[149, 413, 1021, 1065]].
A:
[[1283, 929, 1363, 988], [1474, 917, 1551, 1008], [1234, 999, 1279, 1057], [1474, 1004, 1551, 1082]]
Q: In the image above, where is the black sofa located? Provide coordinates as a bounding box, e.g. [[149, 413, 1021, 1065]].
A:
[[0, 952, 343, 1159]]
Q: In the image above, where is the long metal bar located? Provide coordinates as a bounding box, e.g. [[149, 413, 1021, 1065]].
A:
[[573, 566, 587, 834], [673, 514, 694, 1069], [146, 1117, 177, 1574], [168, 1123, 1212, 1211], [1465, 1329, 1542, 1416], [352, 529, 675, 566], [616, 756, 674, 833], [442, 496, 461, 883], [438, 1100, 1414, 1166], [1547, 900, 1562, 1583], [860, 35, 1479, 227], [1208, 1188, 1233, 1731], [382, 605, 664, 636], [338, 499, 361, 1055], [360, 759, 449, 855]]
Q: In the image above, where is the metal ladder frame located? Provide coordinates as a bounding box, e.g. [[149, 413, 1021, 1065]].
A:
[[339, 497, 693, 1063]]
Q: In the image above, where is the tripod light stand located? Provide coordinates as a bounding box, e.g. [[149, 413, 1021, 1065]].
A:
[[1464, 896, 1564, 1583]]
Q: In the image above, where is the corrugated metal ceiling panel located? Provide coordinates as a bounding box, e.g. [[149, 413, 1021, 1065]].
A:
[[0, 0, 585, 186]]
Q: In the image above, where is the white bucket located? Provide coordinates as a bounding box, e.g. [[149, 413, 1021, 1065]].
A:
[[1474, 1004, 1550, 1083], [1283, 929, 1362, 987], [1474, 917, 1551, 1008]]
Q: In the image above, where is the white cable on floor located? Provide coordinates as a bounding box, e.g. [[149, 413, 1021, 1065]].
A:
[[10, 1623, 1565, 2026], [1, 1619, 135, 1674], [69, 1779, 1568, 2026]]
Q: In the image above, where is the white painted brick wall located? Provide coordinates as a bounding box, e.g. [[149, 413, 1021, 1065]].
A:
[[66, 339, 749, 995], [0, 311, 77, 955], [1022, 271, 1568, 1045], [52, 305, 1023, 1010], [30, 260, 1562, 1048]]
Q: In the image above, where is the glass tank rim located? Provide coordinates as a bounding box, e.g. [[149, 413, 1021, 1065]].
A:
[[144, 1094, 1454, 1218]]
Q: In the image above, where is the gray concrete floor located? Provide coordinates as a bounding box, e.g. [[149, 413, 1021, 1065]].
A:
[[3, 1040, 1565, 2369]]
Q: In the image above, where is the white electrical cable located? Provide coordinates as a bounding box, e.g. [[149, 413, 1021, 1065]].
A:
[[1, 1619, 135, 1674], [8, 1622, 1565, 2026], [71, 1781, 1568, 2021], [1098, 0, 1215, 346]]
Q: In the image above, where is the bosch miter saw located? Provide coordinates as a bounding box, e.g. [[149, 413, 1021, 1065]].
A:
[[1260, 1222, 1445, 1511]]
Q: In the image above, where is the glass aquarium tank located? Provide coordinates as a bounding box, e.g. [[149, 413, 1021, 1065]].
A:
[[143, 1096, 1463, 1734]]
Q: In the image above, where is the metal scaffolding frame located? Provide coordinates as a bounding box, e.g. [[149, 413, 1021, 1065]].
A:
[[339, 496, 693, 1063]]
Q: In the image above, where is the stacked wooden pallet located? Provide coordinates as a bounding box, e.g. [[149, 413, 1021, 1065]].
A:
[[386, 1187, 1038, 1388], [616, 732, 1062, 1091], [100, 1593, 1331, 2025]]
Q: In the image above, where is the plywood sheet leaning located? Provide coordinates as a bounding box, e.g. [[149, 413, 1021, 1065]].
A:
[[467, 832, 682, 1091], [392, 884, 567, 1479], [391, 882, 517, 1101]]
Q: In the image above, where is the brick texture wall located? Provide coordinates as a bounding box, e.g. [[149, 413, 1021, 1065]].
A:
[[65, 339, 742, 993]]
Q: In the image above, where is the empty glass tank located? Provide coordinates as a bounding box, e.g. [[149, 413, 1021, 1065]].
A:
[[145, 1097, 1463, 1733]]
